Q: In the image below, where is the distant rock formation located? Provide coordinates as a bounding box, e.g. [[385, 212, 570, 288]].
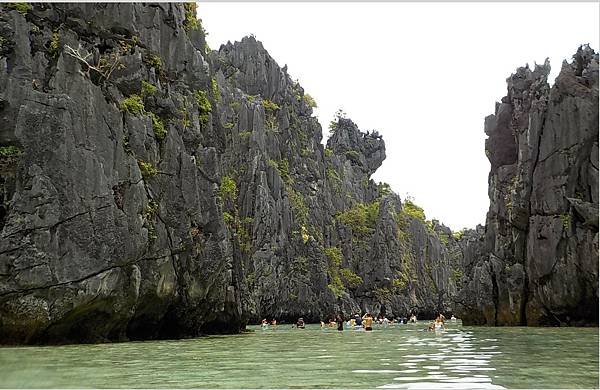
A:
[[456, 46, 599, 326]]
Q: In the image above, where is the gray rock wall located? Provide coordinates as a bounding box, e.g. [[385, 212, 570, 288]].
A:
[[0, 3, 458, 344], [2, 3, 593, 344], [456, 46, 599, 326]]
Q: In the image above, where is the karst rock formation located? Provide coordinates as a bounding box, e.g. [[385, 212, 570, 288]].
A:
[[0, 3, 596, 344], [456, 45, 599, 326]]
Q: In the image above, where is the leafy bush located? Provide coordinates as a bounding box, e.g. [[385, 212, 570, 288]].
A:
[[144, 199, 159, 220], [337, 201, 380, 237], [138, 160, 158, 179], [48, 32, 60, 57], [0, 145, 23, 157], [326, 168, 341, 184], [324, 247, 343, 267], [340, 268, 363, 288], [452, 229, 466, 240], [403, 198, 426, 222], [148, 112, 166, 141], [300, 225, 310, 243], [438, 232, 449, 245], [8, 3, 31, 14], [377, 182, 392, 196], [223, 211, 234, 224], [269, 159, 291, 185], [374, 287, 392, 301], [560, 213, 571, 230], [345, 150, 361, 163], [195, 90, 212, 125], [219, 175, 238, 201], [289, 188, 308, 224], [141, 81, 157, 96], [147, 224, 158, 242], [183, 3, 199, 31], [328, 109, 346, 134], [262, 99, 280, 112], [145, 54, 162, 71], [452, 268, 463, 281], [328, 279, 345, 299], [211, 78, 220, 102], [393, 274, 409, 290], [120, 95, 144, 115], [325, 250, 344, 296], [302, 93, 317, 108]]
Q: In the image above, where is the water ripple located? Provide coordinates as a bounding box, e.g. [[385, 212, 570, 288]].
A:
[[0, 322, 596, 388]]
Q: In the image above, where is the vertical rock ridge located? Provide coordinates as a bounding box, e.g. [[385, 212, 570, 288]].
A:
[[457, 45, 599, 326]]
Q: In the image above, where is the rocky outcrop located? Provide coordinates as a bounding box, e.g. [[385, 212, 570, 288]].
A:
[[0, 3, 458, 344], [0, 3, 241, 344], [2, 3, 593, 344], [456, 46, 599, 326]]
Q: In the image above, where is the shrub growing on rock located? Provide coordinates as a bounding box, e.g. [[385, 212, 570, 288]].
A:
[[302, 93, 317, 108], [138, 160, 157, 179], [120, 95, 144, 115]]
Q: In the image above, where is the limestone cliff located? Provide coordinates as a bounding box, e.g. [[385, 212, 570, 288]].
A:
[[0, 3, 458, 344], [456, 46, 599, 326], [1, 3, 594, 344]]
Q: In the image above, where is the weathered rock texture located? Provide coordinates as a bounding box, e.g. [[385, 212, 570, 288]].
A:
[[0, 3, 459, 344], [1, 3, 595, 344], [456, 46, 599, 326]]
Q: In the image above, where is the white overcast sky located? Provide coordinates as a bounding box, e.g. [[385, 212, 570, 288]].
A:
[[199, 2, 599, 231]]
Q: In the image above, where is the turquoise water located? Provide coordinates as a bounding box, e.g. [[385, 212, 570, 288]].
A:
[[0, 321, 597, 388]]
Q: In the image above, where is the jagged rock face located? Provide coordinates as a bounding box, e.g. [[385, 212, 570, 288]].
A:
[[210, 37, 459, 323], [456, 46, 599, 326], [0, 3, 239, 344], [0, 3, 459, 344]]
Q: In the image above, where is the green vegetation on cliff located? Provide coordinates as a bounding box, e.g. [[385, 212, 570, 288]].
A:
[[120, 95, 145, 115], [336, 201, 380, 237], [195, 90, 212, 125], [0, 145, 23, 157], [324, 247, 363, 297], [402, 198, 426, 221]]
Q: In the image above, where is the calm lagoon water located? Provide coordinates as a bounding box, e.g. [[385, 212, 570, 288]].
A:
[[0, 321, 597, 389]]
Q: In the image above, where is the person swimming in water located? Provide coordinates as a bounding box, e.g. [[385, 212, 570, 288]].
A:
[[296, 317, 305, 329], [362, 313, 374, 331], [336, 314, 344, 331], [355, 314, 362, 329]]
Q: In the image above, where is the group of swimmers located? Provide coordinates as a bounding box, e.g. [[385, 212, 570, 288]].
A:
[[319, 313, 375, 331], [260, 313, 458, 331]]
